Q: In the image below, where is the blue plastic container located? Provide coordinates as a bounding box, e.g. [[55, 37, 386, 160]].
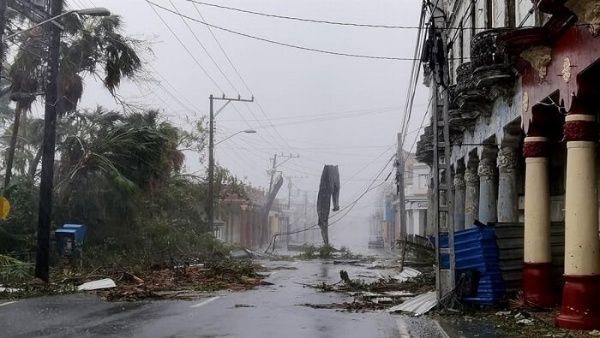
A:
[[62, 224, 86, 243], [55, 229, 77, 256]]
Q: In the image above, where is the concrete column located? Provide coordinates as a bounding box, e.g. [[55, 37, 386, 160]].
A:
[[497, 147, 519, 222], [522, 136, 553, 307], [464, 165, 480, 229], [557, 112, 600, 330], [453, 170, 466, 231], [478, 151, 498, 224]]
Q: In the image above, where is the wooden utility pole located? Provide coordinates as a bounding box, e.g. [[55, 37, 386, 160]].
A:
[[35, 0, 63, 282], [207, 94, 254, 232], [397, 132, 409, 270], [397, 132, 407, 241]]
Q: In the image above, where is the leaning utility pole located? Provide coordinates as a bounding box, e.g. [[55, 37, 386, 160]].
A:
[[267, 153, 299, 195], [207, 94, 254, 232], [35, 0, 63, 282]]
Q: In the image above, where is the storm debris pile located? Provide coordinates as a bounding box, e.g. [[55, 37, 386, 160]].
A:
[[88, 259, 266, 301], [302, 268, 435, 312]]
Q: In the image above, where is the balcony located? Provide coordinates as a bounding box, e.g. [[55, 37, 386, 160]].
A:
[[453, 62, 491, 124], [470, 28, 516, 90]]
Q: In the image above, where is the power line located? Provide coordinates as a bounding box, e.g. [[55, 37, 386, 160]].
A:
[[191, 2, 253, 96], [269, 154, 395, 239], [147, 0, 426, 61], [220, 105, 401, 122], [399, 1, 427, 152], [186, 0, 425, 29], [146, 0, 225, 92], [148, 0, 282, 150], [185, 1, 527, 31], [169, 0, 238, 93], [190, 2, 293, 150]]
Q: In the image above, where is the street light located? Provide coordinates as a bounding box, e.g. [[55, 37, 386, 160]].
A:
[[207, 94, 254, 233], [215, 129, 257, 146], [34, 2, 111, 282], [4, 7, 111, 40]]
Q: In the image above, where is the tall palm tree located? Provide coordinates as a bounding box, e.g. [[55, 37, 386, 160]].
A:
[[4, 12, 142, 187]]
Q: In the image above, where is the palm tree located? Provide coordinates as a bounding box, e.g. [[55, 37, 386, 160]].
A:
[[3, 12, 142, 187], [53, 108, 185, 242]]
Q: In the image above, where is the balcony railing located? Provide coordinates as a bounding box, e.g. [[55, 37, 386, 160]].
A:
[[471, 28, 512, 72]]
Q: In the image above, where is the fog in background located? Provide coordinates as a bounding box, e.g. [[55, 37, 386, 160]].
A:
[[65, 0, 428, 249]]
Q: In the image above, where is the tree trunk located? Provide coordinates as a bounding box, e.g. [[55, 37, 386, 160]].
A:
[[28, 146, 42, 180], [4, 105, 23, 190]]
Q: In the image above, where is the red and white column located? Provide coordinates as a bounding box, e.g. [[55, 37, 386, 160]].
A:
[[556, 110, 600, 329], [522, 135, 554, 307]]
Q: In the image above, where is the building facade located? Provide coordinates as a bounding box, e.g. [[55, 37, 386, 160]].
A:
[[402, 153, 430, 238], [415, 0, 600, 330]]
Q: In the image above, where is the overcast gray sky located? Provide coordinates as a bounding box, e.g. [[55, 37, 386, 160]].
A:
[[69, 0, 428, 245]]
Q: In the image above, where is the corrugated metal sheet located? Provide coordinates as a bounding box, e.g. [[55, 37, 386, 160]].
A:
[[495, 222, 565, 294], [387, 291, 437, 316], [440, 226, 506, 304]]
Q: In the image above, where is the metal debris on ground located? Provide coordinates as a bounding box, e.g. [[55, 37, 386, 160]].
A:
[[387, 291, 437, 316], [391, 267, 422, 282]]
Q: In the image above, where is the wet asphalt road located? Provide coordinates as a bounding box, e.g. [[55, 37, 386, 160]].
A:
[[0, 259, 463, 338]]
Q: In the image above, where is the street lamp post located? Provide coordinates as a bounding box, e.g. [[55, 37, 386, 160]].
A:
[[34, 2, 111, 282], [207, 94, 254, 233]]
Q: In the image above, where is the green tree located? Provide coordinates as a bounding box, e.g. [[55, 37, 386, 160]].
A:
[[3, 12, 142, 187]]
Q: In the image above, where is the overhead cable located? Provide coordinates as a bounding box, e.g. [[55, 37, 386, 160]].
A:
[[147, 0, 427, 61], [187, 0, 423, 29]]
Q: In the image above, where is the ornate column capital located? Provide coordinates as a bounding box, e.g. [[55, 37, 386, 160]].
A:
[[478, 157, 498, 180], [465, 167, 479, 185], [454, 172, 466, 188], [497, 147, 519, 173]]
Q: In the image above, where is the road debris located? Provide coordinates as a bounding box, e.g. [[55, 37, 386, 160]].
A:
[[80, 259, 267, 301], [0, 286, 22, 293], [77, 278, 116, 291], [387, 291, 437, 316], [517, 318, 534, 326], [297, 266, 434, 312], [391, 267, 422, 282]]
